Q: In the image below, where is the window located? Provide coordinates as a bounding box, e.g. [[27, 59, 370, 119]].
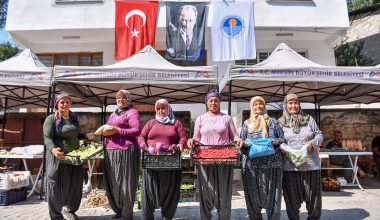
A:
[[235, 50, 307, 65], [36, 52, 103, 67]]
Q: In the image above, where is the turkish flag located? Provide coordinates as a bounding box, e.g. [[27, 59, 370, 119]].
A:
[[115, 1, 158, 60]]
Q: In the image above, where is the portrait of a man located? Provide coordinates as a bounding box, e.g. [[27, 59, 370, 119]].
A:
[[166, 3, 206, 61]]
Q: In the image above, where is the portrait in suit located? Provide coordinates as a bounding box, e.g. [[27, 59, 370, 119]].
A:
[[166, 3, 206, 61]]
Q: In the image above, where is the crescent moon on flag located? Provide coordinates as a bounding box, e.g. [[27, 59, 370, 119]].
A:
[[125, 9, 146, 28]]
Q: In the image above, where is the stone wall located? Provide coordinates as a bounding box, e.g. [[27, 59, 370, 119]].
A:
[[319, 109, 380, 147], [344, 9, 380, 65]]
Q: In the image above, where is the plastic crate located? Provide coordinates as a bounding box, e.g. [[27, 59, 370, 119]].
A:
[[0, 171, 30, 190], [191, 144, 238, 165], [60, 144, 104, 166], [0, 187, 27, 205], [142, 151, 181, 170]]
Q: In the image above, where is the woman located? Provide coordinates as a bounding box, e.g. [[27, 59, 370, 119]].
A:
[[138, 99, 187, 220], [240, 96, 285, 220], [279, 94, 323, 220], [187, 90, 243, 220], [102, 90, 141, 220], [43, 93, 95, 220]]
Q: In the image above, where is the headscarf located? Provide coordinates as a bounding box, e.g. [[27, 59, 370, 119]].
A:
[[204, 89, 221, 104], [244, 96, 271, 138], [155, 99, 175, 124], [278, 93, 310, 134], [54, 93, 79, 133], [115, 89, 133, 115]]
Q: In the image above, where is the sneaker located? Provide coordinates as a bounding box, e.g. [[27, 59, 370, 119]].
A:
[[62, 209, 79, 220]]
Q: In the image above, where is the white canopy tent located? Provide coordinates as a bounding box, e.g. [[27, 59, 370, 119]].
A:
[[53, 45, 218, 106], [0, 48, 52, 108], [220, 43, 380, 114]]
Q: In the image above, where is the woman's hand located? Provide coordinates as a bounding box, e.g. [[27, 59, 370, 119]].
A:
[[86, 133, 96, 140], [51, 148, 65, 160], [177, 144, 184, 151], [306, 141, 313, 152], [234, 136, 245, 148], [187, 138, 197, 149], [272, 139, 280, 146]]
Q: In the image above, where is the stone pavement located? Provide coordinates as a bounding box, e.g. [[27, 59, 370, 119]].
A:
[[1, 178, 380, 220]]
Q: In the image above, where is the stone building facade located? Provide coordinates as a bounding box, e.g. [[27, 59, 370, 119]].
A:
[[342, 5, 380, 65]]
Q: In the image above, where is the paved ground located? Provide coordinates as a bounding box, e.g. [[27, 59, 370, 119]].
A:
[[1, 177, 380, 220]]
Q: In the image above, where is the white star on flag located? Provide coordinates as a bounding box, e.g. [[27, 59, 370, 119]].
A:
[[130, 28, 139, 37]]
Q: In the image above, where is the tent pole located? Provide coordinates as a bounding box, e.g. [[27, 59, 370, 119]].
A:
[[42, 83, 57, 201], [318, 104, 321, 128], [228, 81, 232, 116], [40, 86, 52, 200], [314, 94, 318, 123], [101, 96, 107, 141], [282, 81, 285, 96], [1, 97, 7, 139]]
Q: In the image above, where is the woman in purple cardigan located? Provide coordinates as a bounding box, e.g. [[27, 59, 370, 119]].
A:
[[138, 99, 187, 220], [102, 90, 141, 220]]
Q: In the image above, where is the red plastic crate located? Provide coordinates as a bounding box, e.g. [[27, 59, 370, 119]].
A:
[[191, 144, 238, 165]]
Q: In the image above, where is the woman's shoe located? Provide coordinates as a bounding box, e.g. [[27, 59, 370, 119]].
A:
[[111, 213, 122, 219]]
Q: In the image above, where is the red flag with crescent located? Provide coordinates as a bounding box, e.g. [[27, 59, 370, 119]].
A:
[[115, 1, 158, 60]]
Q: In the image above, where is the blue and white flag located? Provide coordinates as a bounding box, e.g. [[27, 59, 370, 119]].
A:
[[211, 2, 256, 61]]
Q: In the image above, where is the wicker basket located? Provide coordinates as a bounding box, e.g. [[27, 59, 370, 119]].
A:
[[142, 151, 181, 170], [191, 144, 238, 165]]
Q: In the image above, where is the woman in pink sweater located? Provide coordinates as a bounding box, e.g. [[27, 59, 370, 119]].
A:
[[102, 90, 141, 220], [138, 99, 187, 220]]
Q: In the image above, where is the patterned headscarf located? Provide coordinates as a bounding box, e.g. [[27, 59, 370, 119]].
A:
[[244, 96, 271, 138], [204, 90, 221, 104], [155, 99, 175, 124], [116, 90, 132, 102], [278, 94, 310, 134], [115, 89, 132, 115], [54, 93, 79, 133]]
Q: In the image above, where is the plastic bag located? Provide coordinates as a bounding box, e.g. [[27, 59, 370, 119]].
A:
[[245, 138, 275, 158], [95, 124, 114, 135], [281, 143, 308, 166]]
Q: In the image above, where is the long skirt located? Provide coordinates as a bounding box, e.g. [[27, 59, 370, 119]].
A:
[[197, 164, 233, 220], [141, 169, 181, 220], [283, 170, 322, 220], [46, 151, 83, 220], [103, 147, 140, 220], [242, 168, 282, 220]]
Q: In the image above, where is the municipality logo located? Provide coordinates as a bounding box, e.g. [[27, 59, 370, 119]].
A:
[[195, 71, 209, 78], [28, 73, 44, 80], [221, 15, 245, 38], [369, 71, 380, 79]]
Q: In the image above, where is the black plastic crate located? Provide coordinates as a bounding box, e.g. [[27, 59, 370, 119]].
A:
[[0, 187, 27, 206], [142, 151, 181, 170]]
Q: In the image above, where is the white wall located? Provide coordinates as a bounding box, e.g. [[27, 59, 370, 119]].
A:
[[7, 0, 348, 30]]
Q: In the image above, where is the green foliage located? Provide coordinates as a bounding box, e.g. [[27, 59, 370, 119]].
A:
[[347, 0, 380, 12], [334, 40, 374, 66], [0, 42, 20, 61]]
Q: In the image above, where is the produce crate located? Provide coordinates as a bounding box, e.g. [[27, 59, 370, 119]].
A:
[[0, 171, 30, 190], [142, 151, 181, 170], [60, 144, 104, 166], [322, 177, 340, 191], [191, 144, 238, 165], [0, 187, 27, 205]]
